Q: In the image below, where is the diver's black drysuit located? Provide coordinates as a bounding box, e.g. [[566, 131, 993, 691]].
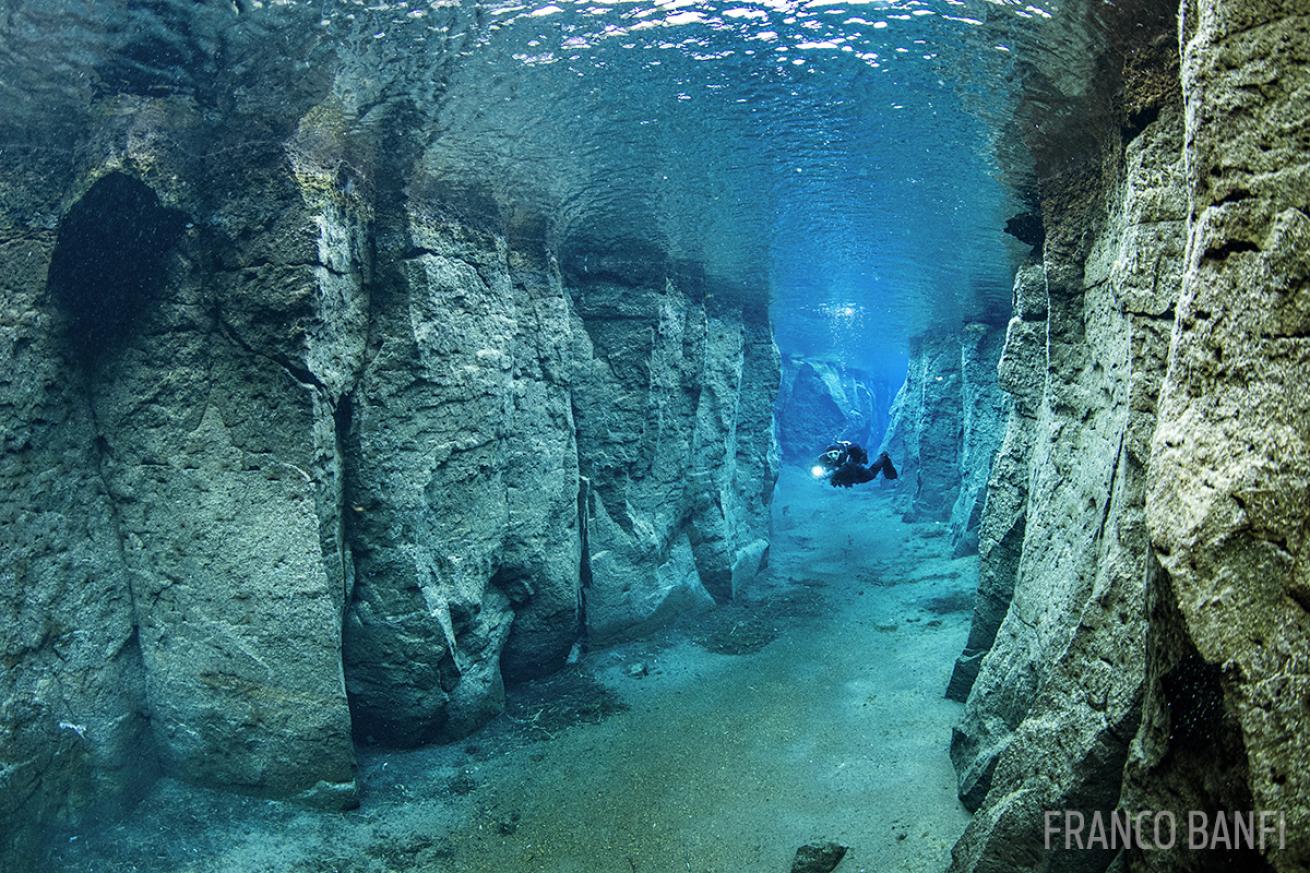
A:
[[820, 441, 898, 488]]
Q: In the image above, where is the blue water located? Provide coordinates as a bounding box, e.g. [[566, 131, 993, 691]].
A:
[[0, 0, 1093, 376], [0, 3, 1121, 868], [413, 0, 1034, 375]]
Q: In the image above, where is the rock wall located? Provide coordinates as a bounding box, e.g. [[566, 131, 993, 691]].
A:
[[877, 324, 1007, 550], [89, 166, 364, 809], [880, 332, 961, 521], [0, 86, 779, 872], [2, 129, 370, 869], [945, 263, 1046, 702], [1, 168, 159, 867], [571, 275, 777, 638], [1124, 0, 1310, 870], [340, 215, 577, 747], [948, 89, 1184, 872], [948, 0, 1310, 871], [949, 325, 1012, 557], [775, 357, 890, 462]]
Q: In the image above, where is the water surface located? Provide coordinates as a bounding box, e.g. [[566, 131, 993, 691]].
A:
[[0, 0, 1121, 372]]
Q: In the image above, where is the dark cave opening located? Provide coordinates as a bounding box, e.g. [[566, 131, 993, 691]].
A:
[[46, 172, 187, 361]]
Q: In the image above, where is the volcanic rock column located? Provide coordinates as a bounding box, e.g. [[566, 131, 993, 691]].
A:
[[94, 159, 366, 808], [947, 31, 1186, 871], [1134, 1, 1310, 870], [1, 169, 157, 865], [945, 262, 1045, 702]]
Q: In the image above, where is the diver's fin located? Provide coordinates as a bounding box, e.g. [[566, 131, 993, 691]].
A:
[[879, 453, 898, 480]]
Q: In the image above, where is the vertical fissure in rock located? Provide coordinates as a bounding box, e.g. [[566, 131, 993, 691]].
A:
[[575, 473, 593, 657], [85, 411, 133, 611], [333, 390, 358, 609], [83, 388, 155, 764], [1092, 430, 1127, 548]]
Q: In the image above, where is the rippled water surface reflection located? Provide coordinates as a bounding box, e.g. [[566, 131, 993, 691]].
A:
[[438, 0, 1037, 370], [0, 0, 1116, 368]]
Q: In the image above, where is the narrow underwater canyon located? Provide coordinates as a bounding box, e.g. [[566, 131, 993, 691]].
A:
[[1, 0, 1307, 871]]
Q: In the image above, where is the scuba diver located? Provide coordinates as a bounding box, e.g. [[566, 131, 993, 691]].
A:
[[811, 439, 898, 488]]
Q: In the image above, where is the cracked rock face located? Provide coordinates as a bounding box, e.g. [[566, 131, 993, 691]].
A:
[[877, 324, 1007, 546], [947, 51, 1185, 873], [569, 278, 778, 636], [77, 160, 364, 808], [0, 76, 778, 871], [947, 1, 1310, 871], [1133, 0, 1310, 869], [1, 177, 159, 867], [945, 267, 1044, 703], [338, 214, 572, 747], [949, 324, 1010, 557], [2, 147, 368, 873]]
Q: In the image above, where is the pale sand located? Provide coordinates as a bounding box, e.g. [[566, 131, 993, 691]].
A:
[[54, 467, 974, 873]]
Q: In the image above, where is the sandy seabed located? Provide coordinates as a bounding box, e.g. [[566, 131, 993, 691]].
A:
[[55, 467, 975, 873]]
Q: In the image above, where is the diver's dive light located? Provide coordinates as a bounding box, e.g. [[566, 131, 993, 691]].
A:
[[811, 465, 827, 478]]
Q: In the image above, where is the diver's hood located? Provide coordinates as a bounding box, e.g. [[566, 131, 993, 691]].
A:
[[812, 446, 848, 478], [817, 446, 850, 469]]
